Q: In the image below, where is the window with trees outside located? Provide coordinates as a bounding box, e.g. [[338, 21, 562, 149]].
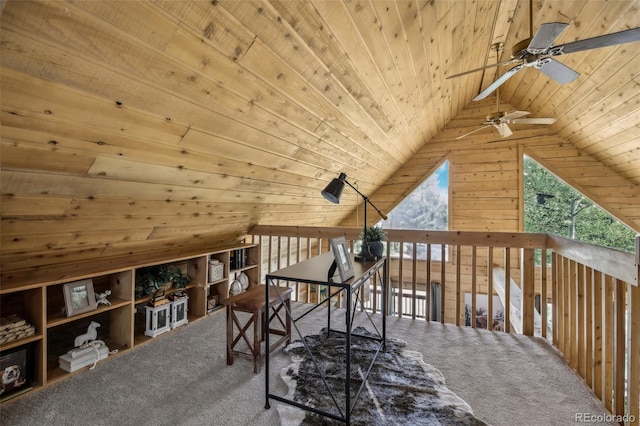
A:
[[378, 161, 449, 260], [523, 156, 636, 262]]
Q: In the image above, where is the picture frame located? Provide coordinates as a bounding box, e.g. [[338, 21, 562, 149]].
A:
[[63, 279, 98, 318], [0, 345, 32, 401], [330, 236, 354, 282]]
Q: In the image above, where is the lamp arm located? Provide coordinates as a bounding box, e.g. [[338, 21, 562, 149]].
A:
[[343, 179, 388, 221]]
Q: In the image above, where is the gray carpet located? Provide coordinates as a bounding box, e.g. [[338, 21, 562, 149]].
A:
[[0, 303, 614, 426]]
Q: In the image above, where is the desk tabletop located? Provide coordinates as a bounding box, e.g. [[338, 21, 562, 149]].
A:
[[266, 252, 384, 286]]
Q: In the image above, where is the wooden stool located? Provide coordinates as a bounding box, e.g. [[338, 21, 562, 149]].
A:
[[224, 285, 292, 373]]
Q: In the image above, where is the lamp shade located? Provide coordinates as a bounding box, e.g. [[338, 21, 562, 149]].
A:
[[321, 172, 347, 204]]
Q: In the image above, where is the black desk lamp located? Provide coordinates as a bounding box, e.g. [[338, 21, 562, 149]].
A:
[[321, 172, 388, 261]]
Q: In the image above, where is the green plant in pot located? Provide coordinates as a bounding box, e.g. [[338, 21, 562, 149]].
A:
[[135, 264, 190, 299], [361, 225, 387, 258]]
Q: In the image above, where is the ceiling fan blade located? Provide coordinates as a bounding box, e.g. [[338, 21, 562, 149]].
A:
[[502, 111, 530, 121], [528, 22, 569, 52], [455, 125, 492, 140], [494, 123, 513, 138], [558, 27, 640, 54], [538, 58, 580, 84], [447, 59, 515, 79], [473, 64, 523, 101], [512, 117, 557, 125]]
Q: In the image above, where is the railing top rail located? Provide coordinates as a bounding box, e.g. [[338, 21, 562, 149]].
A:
[[250, 226, 638, 285], [250, 225, 547, 248], [547, 234, 638, 286]]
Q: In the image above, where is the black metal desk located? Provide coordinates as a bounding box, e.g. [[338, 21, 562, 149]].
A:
[[264, 252, 387, 424]]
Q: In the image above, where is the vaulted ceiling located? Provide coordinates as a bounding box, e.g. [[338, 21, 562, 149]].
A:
[[1, 0, 639, 272]]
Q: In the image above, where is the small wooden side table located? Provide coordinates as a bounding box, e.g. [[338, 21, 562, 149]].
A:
[[224, 284, 292, 373]]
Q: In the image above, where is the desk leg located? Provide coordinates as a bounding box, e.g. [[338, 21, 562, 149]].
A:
[[382, 260, 387, 347], [265, 281, 271, 409], [327, 292, 331, 335], [345, 286, 351, 424], [226, 305, 233, 366], [285, 296, 291, 345]]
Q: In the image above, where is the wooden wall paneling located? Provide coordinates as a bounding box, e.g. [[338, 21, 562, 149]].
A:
[[222, 0, 406, 166], [3, 1, 359, 183], [396, 0, 437, 140], [150, 0, 257, 60], [0, 141, 96, 175], [538, 6, 640, 122], [0, 71, 185, 146], [284, 0, 405, 142], [417, 0, 447, 130], [0, 195, 71, 217], [355, 0, 418, 143]]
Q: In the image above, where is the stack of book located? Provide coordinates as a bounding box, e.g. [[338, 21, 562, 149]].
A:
[[58, 344, 109, 372]]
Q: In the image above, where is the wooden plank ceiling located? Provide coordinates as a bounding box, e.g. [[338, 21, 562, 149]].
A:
[[1, 0, 639, 272]]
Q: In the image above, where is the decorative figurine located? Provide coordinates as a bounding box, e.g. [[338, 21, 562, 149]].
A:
[[60, 321, 116, 372], [95, 290, 112, 306], [74, 321, 100, 347]]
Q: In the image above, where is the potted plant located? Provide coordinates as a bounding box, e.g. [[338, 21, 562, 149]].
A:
[[135, 264, 190, 299], [361, 225, 387, 258]]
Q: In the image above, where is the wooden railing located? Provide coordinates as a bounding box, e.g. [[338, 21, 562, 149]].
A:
[[249, 225, 639, 425]]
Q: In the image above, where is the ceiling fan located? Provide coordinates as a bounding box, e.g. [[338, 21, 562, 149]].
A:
[[448, 0, 640, 101], [456, 43, 556, 140]]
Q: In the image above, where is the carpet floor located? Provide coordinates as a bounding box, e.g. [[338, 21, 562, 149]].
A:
[[0, 303, 614, 426]]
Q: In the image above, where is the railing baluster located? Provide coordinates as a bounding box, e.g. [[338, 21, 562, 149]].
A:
[[522, 248, 535, 336], [552, 252, 559, 347], [471, 246, 477, 329], [613, 279, 626, 418], [629, 281, 640, 425], [604, 274, 614, 414], [593, 270, 604, 401], [577, 263, 585, 377], [456, 245, 461, 326], [541, 248, 547, 339], [487, 246, 494, 331], [584, 266, 593, 388], [412, 243, 417, 320], [398, 242, 404, 318], [426, 244, 432, 322], [440, 244, 446, 324], [504, 247, 511, 333]]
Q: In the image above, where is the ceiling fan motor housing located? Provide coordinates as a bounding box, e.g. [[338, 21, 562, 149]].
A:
[[511, 38, 532, 58], [486, 111, 507, 122]]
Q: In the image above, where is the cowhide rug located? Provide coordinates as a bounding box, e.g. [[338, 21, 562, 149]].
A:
[[277, 327, 488, 426]]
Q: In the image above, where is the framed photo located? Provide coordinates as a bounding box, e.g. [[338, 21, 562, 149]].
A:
[[63, 279, 97, 317], [0, 345, 32, 400], [330, 236, 354, 282]]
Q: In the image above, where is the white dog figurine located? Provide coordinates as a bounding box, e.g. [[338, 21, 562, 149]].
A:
[[96, 290, 112, 306], [74, 321, 100, 347]]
